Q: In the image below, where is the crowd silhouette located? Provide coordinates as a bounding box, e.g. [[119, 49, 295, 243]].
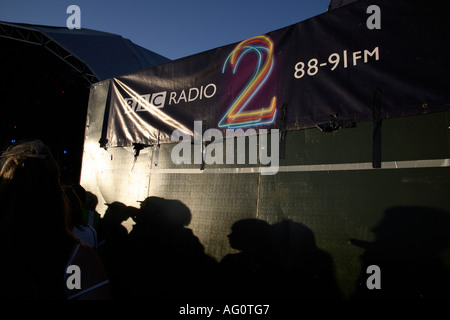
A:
[[2, 140, 450, 300], [93, 201, 344, 300]]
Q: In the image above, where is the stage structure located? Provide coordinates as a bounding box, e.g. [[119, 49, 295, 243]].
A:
[[81, 0, 450, 298]]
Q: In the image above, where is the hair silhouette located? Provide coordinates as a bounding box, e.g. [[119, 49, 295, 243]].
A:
[[0, 140, 77, 299], [0, 140, 112, 300]]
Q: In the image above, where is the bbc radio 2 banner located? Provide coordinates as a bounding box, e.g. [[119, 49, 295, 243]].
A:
[[102, 0, 450, 148]]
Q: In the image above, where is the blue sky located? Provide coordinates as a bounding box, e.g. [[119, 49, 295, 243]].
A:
[[0, 0, 330, 60]]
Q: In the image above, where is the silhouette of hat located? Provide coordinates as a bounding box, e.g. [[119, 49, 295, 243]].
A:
[[350, 206, 450, 252]]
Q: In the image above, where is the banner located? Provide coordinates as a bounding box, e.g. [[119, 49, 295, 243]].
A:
[[101, 0, 450, 147]]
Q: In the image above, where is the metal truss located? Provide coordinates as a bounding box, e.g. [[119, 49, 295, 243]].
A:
[[0, 22, 98, 85]]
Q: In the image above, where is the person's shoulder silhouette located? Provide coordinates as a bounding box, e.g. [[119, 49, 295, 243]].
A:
[[62, 184, 98, 249], [350, 206, 450, 300], [270, 219, 342, 300], [219, 218, 273, 299]]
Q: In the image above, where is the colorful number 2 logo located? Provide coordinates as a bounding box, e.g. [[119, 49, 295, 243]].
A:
[[219, 35, 277, 129]]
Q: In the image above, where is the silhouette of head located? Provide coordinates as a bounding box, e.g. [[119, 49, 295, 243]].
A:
[[375, 206, 450, 252], [227, 219, 271, 251], [0, 140, 72, 299], [271, 220, 317, 250], [104, 201, 138, 224], [138, 196, 192, 229], [85, 191, 98, 211], [62, 184, 84, 228], [71, 184, 86, 206], [0, 139, 68, 238], [350, 206, 450, 300], [351, 206, 450, 254], [270, 219, 319, 266]]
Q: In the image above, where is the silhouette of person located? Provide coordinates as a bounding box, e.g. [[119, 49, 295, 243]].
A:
[[269, 220, 342, 300], [350, 206, 450, 300], [219, 218, 342, 300], [99, 202, 134, 249], [70, 183, 101, 231], [62, 184, 98, 249], [124, 196, 217, 300], [219, 218, 273, 299], [0, 139, 111, 300], [96, 201, 136, 299]]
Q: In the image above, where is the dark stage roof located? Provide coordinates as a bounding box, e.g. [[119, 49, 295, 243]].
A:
[[0, 21, 170, 182]]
